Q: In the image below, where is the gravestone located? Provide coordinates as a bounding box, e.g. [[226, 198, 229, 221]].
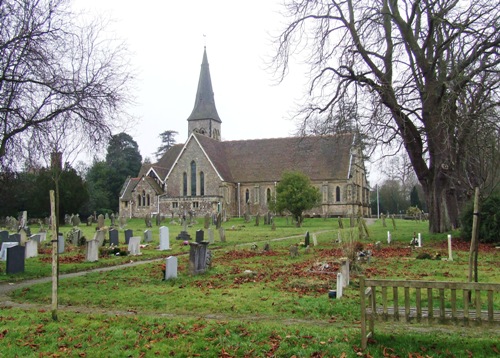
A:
[[71, 214, 80, 227], [312, 233, 318, 247], [144, 229, 153, 243], [19, 228, 28, 245], [216, 213, 222, 229], [86, 239, 99, 262], [164, 256, 178, 280], [304, 231, 310, 247], [110, 213, 116, 227], [119, 216, 127, 229], [271, 220, 276, 231], [0, 230, 9, 244], [58, 234, 65, 254], [204, 213, 210, 229], [25, 239, 38, 259], [381, 213, 386, 227], [218, 227, 226, 242], [0, 242, 18, 261], [159, 226, 170, 250], [30, 234, 41, 245], [207, 228, 214, 244], [87, 215, 93, 226], [109, 229, 119, 246], [189, 242, 209, 275], [340, 258, 350, 287], [95, 230, 106, 246], [289, 245, 299, 257], [38, 232, 47, 243], [255, 213, 260, 226], [97, 214, 105, 229], [124, 229, 133, 245], [338, 216, 344, 229], [336, 272, 344, 299], [128, 236, 141, 255], [9, 233, 20, 243], [447, 234, 453, 261], [69, 229, 82, 246], [418, 233, 422, 247], [105, 213, 110, 221], [145, 213, 152, 228], [195, 229, 204, 243], [6, 245, 25, 274], [155, 214, 161, 227], [387, 231, 391, 244], [176, 220, 191, 241]]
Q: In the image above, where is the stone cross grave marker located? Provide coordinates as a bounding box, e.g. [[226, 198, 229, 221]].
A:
[[195, 229, 204, 243], [144, 229, 153, 243], [86, 238, 99, 262], [159, 226, 170, 250], [164, 256, 178, 280], [109, 229, 119, 246], [124, 229, 133, 245], [25, 239, 38, 259], [6, 245, 25, 274], [128, 236, 141, 255]]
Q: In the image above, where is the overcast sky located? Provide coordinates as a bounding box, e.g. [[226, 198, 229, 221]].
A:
[[74, 0, 309, 159]]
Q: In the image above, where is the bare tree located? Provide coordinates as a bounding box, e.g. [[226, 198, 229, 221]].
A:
[[0, 0, 134, 168], [273, 0, 500, 232]]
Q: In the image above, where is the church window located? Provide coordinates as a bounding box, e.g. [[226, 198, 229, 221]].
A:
[[254, 186, 260, 204], [137, 194, 141, 207], [142, 190, 146, 206], [266, 188, 271, 203], [191, 161, 197, 196], [193, 201, 199, 208], [183, 172, 187, 196], [146, 194, 150, 206], [200, 171, 205, 196], [336, 186, 341, 202], [245, 189, 250, 203], [173, 202, 178, 208]]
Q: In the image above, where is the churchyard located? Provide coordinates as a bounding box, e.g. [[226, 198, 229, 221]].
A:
[[0, 216, 499, 357]]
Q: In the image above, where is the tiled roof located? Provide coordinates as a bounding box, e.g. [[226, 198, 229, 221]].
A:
[[154, 144, 184, 179], [120, 177, 140, 201]]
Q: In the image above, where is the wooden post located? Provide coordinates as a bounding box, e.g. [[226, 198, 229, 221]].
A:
[[50, 190, 58, 321], [468, 188, 480, 283]]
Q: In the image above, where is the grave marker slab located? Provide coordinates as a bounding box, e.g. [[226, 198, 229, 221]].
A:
[[128, 236, 141, 255], [25, 239, 38, 259], [58, 234, 65, 254], [195, 229, 204, 243], [38, 232, 47, 242], [144, 229, 153, 243], [94, 230, 106, 246], [164, 256, 178, 280], [159, 226, 170, 251], [6, 245, 25, 274], [207, 228, 214, 244], [0, 230, 9, 244], [109, 229, 119, 246], [336, 272, 344, 299], [312, 233, 318, 247], [86, 239, 99, 262], [124, 229, 133, 244]]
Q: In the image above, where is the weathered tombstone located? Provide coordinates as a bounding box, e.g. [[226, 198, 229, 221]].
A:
[[289, 245, 298, 257], [204, 213, 210, 229], [164, 256, 178, 280], [336, 272, 344, 299], [144, 213, 152, 228], [255, 213, 260, 226], [0, 230, 9, 244], [391, 215, 397, 230], [195, 229, 204, 243], [447, 234, 453, 261], [58, 233, 65, 254], [124, 229, 133, 245], [188, 242, 209, 275], [216, 213, 222, 229], [304, 231, 310, 247], [264, 213, 268, 225], [71, 215, 80, 227], [119, 216, 127, 229], [86, 239, 99, 262], [263, 243, 270, 251], [110, 213, 116, 227], [9, 233, 21, 243], [94, 230, 106, 246], [25, 239, 38, 259], [30, 234, 41, 245], [144, 229, 153, 243], [387, 231, 391, 245], [128, 236, 141, 255], [19, 228, 28, 245], [218, 227, 226, 242], [340, 258, 350, 287], [6, 245, 25, 274], [349, 214, 354, 228], [69, 229, 82, 246], [312, 233, 318, 247], [38, 232, 47, 243], [155, 214, 161, 227], [97, 214, 105, 229], [109, 229, 119, 246], [207, 228, 214, 244], [159, 226, 170, 250], [87, 216, 93, 226]]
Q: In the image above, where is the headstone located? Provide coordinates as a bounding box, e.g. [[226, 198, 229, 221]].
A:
[[128, 236, 141, 255], [19, 228, 28, 245], [387, 231, 391, 244], [58, 234, 65, 254], [289, 245, 298, 257], [195, 229, 204, 243], [38, 232, 47, 243], [97, 214, 105, 229], [418, 233, 422, 247], [218, 227, 226, 242], [164, 256, 178, 280], [69, 229, 82, 246], [255, 213, 260, 226], [110, 213, 116, 226], [340, 258, 350, 287], [0, 230, 9, 244], [336, 272, 344, 299], [144, 229, 153, 243], [0, 242, 19, 261], [86, 239, 99, 262], [124, 229, 133, 245], [304, 231, 310, 247], [30, 234, 41, 244], [447, 234, 453, 261], [6, 245, 25, 274], [312, 234, 318, 247], [25, 239, 38, 259], [94, 230, 106, 246], [109, 229, 119, 246], [155, 214, 161, 227], [204, 213, 210, 229], [87, 216, 93, 226], [188, 242, 209, 275], [216, 213, 222, 229], [71, 215, 80, 227], [207, 228, 214, 244], [119, 216, 127, 229], [145, 213, 152, 228], [159, 226, 170, 250]]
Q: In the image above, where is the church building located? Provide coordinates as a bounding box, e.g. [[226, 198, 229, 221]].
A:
[[119, 48, 370, 219]]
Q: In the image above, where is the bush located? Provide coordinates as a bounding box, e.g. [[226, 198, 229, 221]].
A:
[[460, 192, 500, 244]]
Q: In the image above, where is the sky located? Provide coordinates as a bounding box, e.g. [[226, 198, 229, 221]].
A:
[[73, 0, 308, 160]]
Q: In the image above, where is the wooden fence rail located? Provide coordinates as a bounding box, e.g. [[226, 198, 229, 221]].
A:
[[360, 276, 500, 350]]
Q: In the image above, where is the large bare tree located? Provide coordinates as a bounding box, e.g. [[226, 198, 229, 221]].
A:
[[0, 0, 133, 168], [273, 0, 500, 232]]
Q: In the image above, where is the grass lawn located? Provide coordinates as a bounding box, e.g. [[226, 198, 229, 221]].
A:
[[1, 217, 499, 357]]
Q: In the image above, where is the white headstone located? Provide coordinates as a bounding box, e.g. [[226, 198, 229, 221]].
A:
[[144, 229, 153, 243], [95, 230, 106, 246], [38, 232, 47, 242], [337, 231, 342, 242], [57, 234, 65, 254], [208, 228, 214, 244], [447, 234, 453, 261], [86, 239, 99, 262], [312, 233, 318, 247], [336, 272, 343, 299], [418, 233, 422, 247], [387, 231, 391, 244], [128, 236, 141, 255], [25, 239, 38, 259], [159, 226, 170, 250], [165, 256, 178, 280], [340, 258, 350, 287]]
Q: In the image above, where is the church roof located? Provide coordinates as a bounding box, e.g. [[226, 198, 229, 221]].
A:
[[193, 132, 355, 183], [119, 177, 140, 201], [148, 144, 184, 179], [187, 47, 221, 123]]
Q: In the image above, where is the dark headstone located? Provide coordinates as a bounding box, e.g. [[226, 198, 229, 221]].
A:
[[195, 229, 204, 243], [0, 230, 9, 244], [6, 245, 25, 274], [189, 242, 209, 275], [109, 229, 119, 246], [124, 229, 133, 245], [9, 233, 20, 244], [304, 231, 310, 247]]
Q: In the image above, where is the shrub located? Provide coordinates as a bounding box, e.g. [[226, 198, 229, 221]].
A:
[[460, 192, 500, 244]]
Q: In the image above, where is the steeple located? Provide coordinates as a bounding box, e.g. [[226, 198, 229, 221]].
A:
[[187, 47, 222, 141]]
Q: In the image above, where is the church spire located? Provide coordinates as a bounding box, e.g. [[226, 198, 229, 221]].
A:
[[187, 47, 221, 124]]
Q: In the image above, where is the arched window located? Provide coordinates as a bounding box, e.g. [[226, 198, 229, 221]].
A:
[[336, 186, 341, 202], [266, 188, 271, 203], [142, 190, 146, 206], [183, 172, 187, 196], [200, 172, 205, 196], [245, 189, 250, 203], [137, 194, 141, 207], [146, 194, 150, 206], [191, 161, 196, 196]]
